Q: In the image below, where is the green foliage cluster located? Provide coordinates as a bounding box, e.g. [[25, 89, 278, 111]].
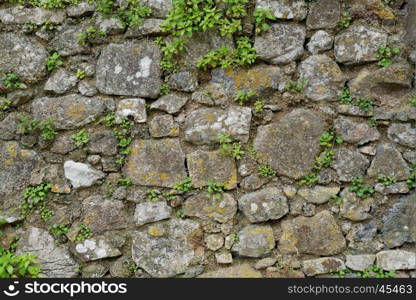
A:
[[49, 224, 70, 239], [337, 265, 395, 278], [409, 97, 416, 107], [253, 8, 276, 34], [47, 52, 64, 72], [406, 164, 416, 189], [77, 26, 106, 46], [17, 116, 58, 141], [71, 129, 90, 150], [75, 224, 93, 242], [174, 177, 194, 193], [254, 99, 264, 113], [339, 87, 377, 126], [284, 78, 308, 93], [339, 10, 352, 29], [118, 178, 132, 187], [2, 72, 21, 88], [377, 175, 396, 186], [218, 133, 244, 160], [20, 183, 52, 218], [207, 181, 225, 200], [377, 46, 399, 67], [0, 97, 12, 113], [5, 0, 81, 9], [349, 177, 375, 198], [258, 164, 277, 178], [0, 249, 41, 278], [234, 89, 257, 105], [155, 37, 187, 73]]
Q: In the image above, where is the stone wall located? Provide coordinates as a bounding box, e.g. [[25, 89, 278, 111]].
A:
[[0, 0, 415, 278]]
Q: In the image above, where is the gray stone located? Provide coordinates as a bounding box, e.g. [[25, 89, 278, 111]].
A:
[[16, 227, 79, 278], [340, 189, 374, 221], [66, 1, 96, 17], [73, 237, 122, 262], [375, 182, 409, 195], [32, 94, 107, 130], [183, 192, 237, 223], [215, 252, 233, 264], [388, 123, 416, 148], [150, 93, 188, 114], [303, 257, 345, 276], [306, 0, 340, 29], [404, 150, 416, 164], [44, 69, 78, 94], [381, 193, 416, 248], [0, 33, 48, 83], [198, 264, 262, 278], [334, 116, 380, 145], [124, 139, 187, 188], [96, 41, 162, 98], [253, 109, 325, 179], [7, 89, 34, 106], [0, 112, 19, 140], [149, 114, 179, 137], [115, 98, 147, 123], [255, 257, 277, 270], [205, 234, 224, 251], [367, 143, 409, 180], [50, 134, 77, 154], [187, 149, 237, 190], [298, 54, 345, 101], [240, 174, 269, 191], [185, 107, 252, 145], [334, 25, 388, 64], [64, 160, 105, 188], [78, 81, 97, 97], [254, 23, 305, 64], [346, 255, 376, 271], [0, 6, 65, 25], [88, 130, 118, 156], [134, 201, 172, 226], [238, 187, 289, 223], [141, 0, 172, 18], [332, 148, 370, 182], [255, 0, 308, 21], [132, 218, 204, 278], [307, 30, 334, 54], [376, 250, 416, 270], [95, 14, 124, 35], [167, 71, 199, 92], [51, 25, 88, 57], [298, 185, 341, 204], [125, 18, 164, 38], [232, 225, 275, 257], [280, 210, 346, 255]]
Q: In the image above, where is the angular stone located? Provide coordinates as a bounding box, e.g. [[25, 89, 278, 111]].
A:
[[66, 1, 96, 17], [96, 41, 162, 98], [149, 114, 179, 137], [150, 93, 188, 114], [0, 141, 42, 197], [205, 234, 224, 251], [50, 134, 77, 154], [232, 225, 275, 257], [0, 33, 48, 83], [240, 173, 269, 191], [88, 130, 118, 156], [340, 189, 374, 221], [125, 18, 164, 38], [72, 237, 122, 262], [167, 71, 198, 92], [79, 195, 129, 233], [298, 54, 345, 101], [306, 0, 340, 29], [253, 109, 325, 179], [95, 14, 124, 35], [124, 139, 187, 188], [44, 69, 78, 94], [16, 227, 78, 278], [334, 25, 388, 64], [334, 116, 380, 145], [132, 219, 204, 278], [381, 193, 416, 248], [332, 148, 370, 182], [346, 254, 376, 271], [375, 182, 409, 195], [255, 0, 308, 21], [187, 149, 237, 190], [298, 185, 341, 204], [376, 250, 416, 270], [303, 257, 345, 276], [141, 0, 172, 18], [51, 25, 88, 57], [78, 81, 97, 97], [238, 187, 289, 223], [134, 201, 172, 226], [367, 143, 409, 180], [215, 252, 233, 264], [0, 6, 65, 25], [388, 123, 416, 148], [185, 107, 251, 145], [254, 23, 305, 64], [280, 210, 346, 255], [64, 161, 105, 188], [115, 98, 147, 123], [198, 264, 262, 278], [32, 94, 107, 130], [254, 257, 277, 270], [307, 30, 334, 54]]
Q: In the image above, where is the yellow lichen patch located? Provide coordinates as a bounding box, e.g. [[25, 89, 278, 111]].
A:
[[367, 0, 395, 20], [148, 224, 165, 237], [226, 67, 272, 91], [6, 142, 17, 158], [247, 226, 275, 246], [66, 103, 87, 121], [225, 170, 237, 190]]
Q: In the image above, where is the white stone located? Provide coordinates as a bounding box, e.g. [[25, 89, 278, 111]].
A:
[[64, 160, 105, 188], [346, 254, 376, 271], [376, 250, 416, 270]]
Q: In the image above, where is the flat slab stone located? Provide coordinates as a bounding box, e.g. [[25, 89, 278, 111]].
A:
[[198, 264, 262, 278], [388, 123, 416, 148], [346, 254, 376, 271], [332, 148, 369, 182], [238, 187, 289, 223], [44, 69, 78, 94], [279, 210, 346, 255], [297, 185, 340, 204], [134, 201, 172, 226], [184, 107, 252, 145], [150, 93, 188, 114], [340, 189, 374, 221], [72, 237, 122, 262], [64, 160, 105, 188], [306, 0, 340, 29], [124, 139, 187, 188], [0, 6, 65, 25], [254, 23, 305, 64], [376, 250, 416, 270], [255, 0, 308, 21], [187, 149, 237, 190], [232, 225, 275, 257], [253, 109, 325, 179], [367, 143, 409, 180], [96, 41, 161, 98], [334, 116, 380, 145], [32, 94, 107, 130], [303, 257, 345, 276], [132, 219, 204, 278]]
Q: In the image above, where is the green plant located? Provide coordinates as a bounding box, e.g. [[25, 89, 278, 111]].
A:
[[234, 90, 257, 105], [77, 26, 106, 46], [406, 165, 416, 189], [100, 112, 116, 127], [47, 52, 63, 72], [155, 37, 187, 73], [0, 249, 41, 278], [146, 190, 159, 202], [377, 175, 396, 186], [17, 116, 58, 141], [174, 177, 193, 193], [207, 181, 225, 200], [254, 99, 265, 113], [117, 0, 152, 27], [160, 83, 171, 95], [409, 97, 416, 107], [339, 87, 376, 125], [49, 224, 70, 239], [118, 178, 132, 186], [38, 119, 58, 140], [0, 97, 11, 113], [349, 177, 375, 198], [258, 164, 277, 178], [330, 194, 343, 205], [76, 69, 86, 79], [337, 265, 395, 278], [284, 78, 308, 93], [40, 206, 54, 222], [218, 133, 244, 160], [71, 129, 90, 150], [75, 224, 93, 242], [247, 145, 257, 159], [339, 10, 352, 29], [377, 46, 399, 67], [253, 8, 276, 34], [298, 172, 318, 186], [20, 183, 52, 217], [2, 72, 21, 88]]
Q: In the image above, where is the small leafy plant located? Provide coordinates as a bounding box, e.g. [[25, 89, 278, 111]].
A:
[[118, 178, 132, 187], [349, 177, 375, 198], [49, 224, 70, 239], [253, 8, 276, 34], [20, 183, 52, 217], [47, 52, 63, 72], [76, 69, 86, 79], [77, 26, 106, 46], [71, 129, 90, 150], [254, 99, 265, 113], [284, 78, 308, 93], [0, 249, 41, 278], [0, 97, 11, 113], [377, 176, 396, 186], [2, 72, 21, 88], [218, 133, 244, 160], [339, 10, 352, 29], [409, 97, 416, 107], [258, 164, 277, 178], [377, 46, 399, 67], [174, 177, 193, 193], [75, 224, 93, 242], [207, 181, 225, 200], [234, 90, 257, 105]]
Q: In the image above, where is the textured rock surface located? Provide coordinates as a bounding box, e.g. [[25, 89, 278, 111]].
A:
[[255, 0, 307, 21], [134, 201, 172, 226], [64, 160, 105, 188], [232, 225, 275, 257], [303, 257, 345, 276], [332, 148, 370, 182], [306, 0, 340, 29], [376, 250, 416, 270], [73, 237, 121, 262], [334, 116, 380, 145], [367, 143, 409, 180]]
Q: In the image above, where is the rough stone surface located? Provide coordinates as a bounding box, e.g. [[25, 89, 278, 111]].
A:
[[340, 189, 374, 221], [255, 0, 308, 21], [298, 185, 340, 204], [306, 0, 340, 29], [73, 237, 122, 262], [198, 264, 262, 278], [367, 143, 409, 180], [64, 160, 105, 188], [388, 123, 416, 148], [334, 116, 380, 145], [346, 255, 376, 271], [115, 98, 147, 123], [307, 30, 334, 54], [376, 250, 416, 270], [238, 187, 289, 223], [231, 225, 275, 257], [44, 69, 78, 94], [149, 114, 179, 137], [332, 148, 370, 182], [150, 93, 188, 114], [134, 201, 172, 226], [303, 257, 345, 276], [253, 109, 326, 179], [0, 6, 65, 25]]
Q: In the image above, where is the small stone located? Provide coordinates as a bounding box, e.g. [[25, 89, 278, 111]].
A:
[[44, 69, 78, 94], [72, 237, 122, 262], [115, 98, 147, 123], [149, 114, 179, 137], [66, 1, 96, 17], [340, 189, 374, 221], [332, 148, 370, 182], [205, 234, 224, 251], [78, 81, 97, 96], [150, 93, 188, 114], [375, 182, 409, 195], [255, 0, 307, 21], [134, 201, 172, 226], [307, 30, 334, 54], [124, 18, 164, 38], [51, 25, 88, 57], [403, 150, 416, 164], [240, 174, 269, 191], [346, 255, 376, 271], [359, 145, 377, 156], [232, 225, 275, 258], [167, 70, 198, 92], [0, 6, 65, 25], [367, 143, 409, 180], [198, 264, 262, 278], [303, 257, 345, 276], [215, 252, 233, 264], [388, 123, 416, 148], [255, 257, 277, 270], [334, 116, 380, 145], [87, 130, 118, 156], [95, 14, 124, 35], [297, 185, 341, 204], [306, 0, 340, 29], [238, 187, 289, 223], [50, 134, 77, 154], [140, 0, 172, 18], [376, 250, 416, 270], [64, 160, 105, 188]]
